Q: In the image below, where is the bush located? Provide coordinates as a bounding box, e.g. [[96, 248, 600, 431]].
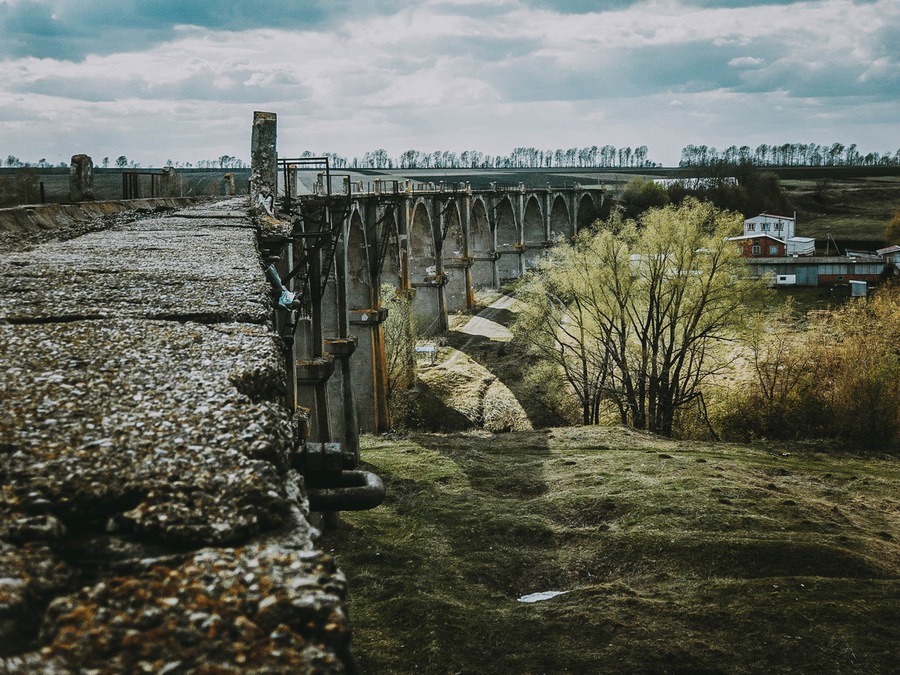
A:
[[717, 286, 900, 450]]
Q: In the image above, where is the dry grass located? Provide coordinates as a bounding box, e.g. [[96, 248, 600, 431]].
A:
[[323, 428, 900, 674]]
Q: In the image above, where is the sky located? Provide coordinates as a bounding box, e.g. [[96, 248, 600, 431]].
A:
[[0, 0, 897, 167]]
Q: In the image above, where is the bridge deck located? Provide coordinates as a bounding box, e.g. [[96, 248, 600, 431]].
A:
[[0, 199, 349, 672]]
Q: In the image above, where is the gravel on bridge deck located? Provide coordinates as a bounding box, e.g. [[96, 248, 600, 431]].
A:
[[0, 199, 350, 673]]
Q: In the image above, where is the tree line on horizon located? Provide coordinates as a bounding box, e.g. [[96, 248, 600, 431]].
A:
[[2, 154, 248, 170], [292, 142, 900, 170], [4, 141, 899, 171], [679, 142, 900, 168], [310, 145, 655, 170]]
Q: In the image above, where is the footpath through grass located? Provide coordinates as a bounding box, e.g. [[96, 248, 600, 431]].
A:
[[323, 428, 900, 674]]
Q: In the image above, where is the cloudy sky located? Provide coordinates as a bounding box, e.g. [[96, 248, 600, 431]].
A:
[[0, 0, 897, 167]]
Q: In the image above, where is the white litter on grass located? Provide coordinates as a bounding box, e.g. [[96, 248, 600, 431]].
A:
[[517, 591, 569, 603]]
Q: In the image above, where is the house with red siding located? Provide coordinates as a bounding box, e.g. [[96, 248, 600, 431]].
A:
[[729, 234, 786, 258], [731, 213, 814, 258]]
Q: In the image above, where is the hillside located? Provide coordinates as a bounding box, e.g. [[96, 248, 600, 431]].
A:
[[325, 428, 900, 674], [783, 175, 900, 243]]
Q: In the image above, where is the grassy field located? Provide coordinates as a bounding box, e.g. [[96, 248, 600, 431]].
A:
[[782, 175, 900, 243], [323, 429, 900, 674]]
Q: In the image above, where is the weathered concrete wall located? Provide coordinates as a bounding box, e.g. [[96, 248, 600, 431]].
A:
[[0, 198, 351, 672], [0, 197, 205, 235]]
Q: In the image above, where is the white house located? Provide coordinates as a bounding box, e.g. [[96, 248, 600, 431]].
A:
[[743, 213, 796, 239], [743, 213, 814, 256]]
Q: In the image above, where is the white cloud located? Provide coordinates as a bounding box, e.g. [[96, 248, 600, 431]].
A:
[[0, 0, 897, 166], [729, 56, 764, 68]]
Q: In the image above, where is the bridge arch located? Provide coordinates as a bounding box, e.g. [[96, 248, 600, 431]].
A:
[[409, 200, 436, 282], [522, 194, 545, 269], [495, 195, 520, 282], [379, 205, 402, 290], [549, 194, 573, 240], [576, 192, 599, 232], [347, 209, 372, 310], [441, 198, 468, 312], [408, 199, 446, 334], [468, 197, 494, 288]]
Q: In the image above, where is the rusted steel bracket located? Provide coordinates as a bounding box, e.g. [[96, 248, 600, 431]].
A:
[[324, 336, 358, 358], [349, 307, 389, 325], [410, 273, 448, 288], [296, 356, 335, 384], [443, 255, 474, 269]]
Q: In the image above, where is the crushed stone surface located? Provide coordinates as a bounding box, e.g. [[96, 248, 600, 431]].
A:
[[0, 220, 270, 324], [0, 200, 347, 672]]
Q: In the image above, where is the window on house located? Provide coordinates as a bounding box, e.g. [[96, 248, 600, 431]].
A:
[[770, 245, 779, 255], [762, 223, 770, 230], [837, 275, 844, 280], [747, 223, 756, 231], [775, 223, 783, 230], [752, 245, 761, 255]]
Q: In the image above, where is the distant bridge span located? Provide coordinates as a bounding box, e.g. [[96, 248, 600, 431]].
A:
[[250, 112, 605, 447]]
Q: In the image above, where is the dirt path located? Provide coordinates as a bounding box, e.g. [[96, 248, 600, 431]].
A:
[[456, 292, 522, 344]]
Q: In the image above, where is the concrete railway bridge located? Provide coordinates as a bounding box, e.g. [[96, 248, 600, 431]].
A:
[[0, 111, 605, 671], [250, 112, 605, 452]]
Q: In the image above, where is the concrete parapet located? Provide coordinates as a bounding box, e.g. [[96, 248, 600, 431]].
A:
[[68, 154, 94, 202], [0, 197, 208, 238], [0, 200, 351, 672]]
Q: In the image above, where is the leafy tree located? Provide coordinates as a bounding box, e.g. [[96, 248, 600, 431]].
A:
[[515, 199, 755, 435], [115, 155, 128, 168], [884, 211, 900, 245], [622, 177, 669, 217]]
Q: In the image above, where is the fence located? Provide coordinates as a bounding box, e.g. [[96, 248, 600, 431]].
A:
[[0, 168, 252, 207]]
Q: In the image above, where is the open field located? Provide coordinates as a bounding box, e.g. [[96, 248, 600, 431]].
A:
[[325, 429, 900, 674], [781, 175, 900, 244]]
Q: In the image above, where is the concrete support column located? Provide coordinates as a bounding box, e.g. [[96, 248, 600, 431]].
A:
[[250, 111, 277, 216], [69, 155, 94, 202], [572, 192, 580, 235], [349, 309, 391, 433], [462, 196, 475, 309], [517, 190, 526, 277], [224, 173, 236, 196], [544, 192, 552, 241], [489, 195, 500, 289], [327, 229, 360, 464]]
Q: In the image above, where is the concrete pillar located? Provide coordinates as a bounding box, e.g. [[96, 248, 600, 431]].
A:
[[224, 173, 236, 196], [160, 167, 178, 197], [442, 199, 469, 313], [517, 191, 526, 277], [250, 111, 277, 216], [69, 155, 94, 202], [325, 227, 360, 464]]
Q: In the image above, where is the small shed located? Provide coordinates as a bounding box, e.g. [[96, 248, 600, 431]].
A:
[[850, 280, 867, 297]]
